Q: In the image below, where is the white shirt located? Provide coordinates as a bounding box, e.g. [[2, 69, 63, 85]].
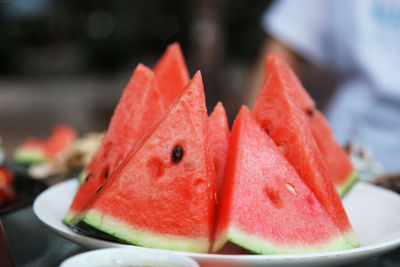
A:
[[263, 0, 400, 174]]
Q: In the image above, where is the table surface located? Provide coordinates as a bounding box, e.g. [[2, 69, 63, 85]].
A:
[[2, 205, 400, 267]]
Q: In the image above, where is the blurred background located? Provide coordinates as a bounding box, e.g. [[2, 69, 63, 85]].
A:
[[0, 0, 267, 156], [0, 0, 335, 158]]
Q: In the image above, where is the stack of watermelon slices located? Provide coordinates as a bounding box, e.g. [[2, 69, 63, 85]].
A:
[[64, 44, 359, 254], [64, 43, 188, 225]]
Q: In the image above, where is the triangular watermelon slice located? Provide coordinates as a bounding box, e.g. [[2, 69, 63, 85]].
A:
[[154, 42, 190, 108], [208, 101, 230, 197], [44, 125, 77, 161], [71, 72, 217, 253], [264, 54, 357, 196], [63, 64, 165, 225], [252, 56, 359, 247], [264, 54, 315, 112], [213, 106, 352, 254]]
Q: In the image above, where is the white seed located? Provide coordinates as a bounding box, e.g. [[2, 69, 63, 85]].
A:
[[286, 183, 297, 195]]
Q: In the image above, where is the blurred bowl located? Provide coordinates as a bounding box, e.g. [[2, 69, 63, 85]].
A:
[[60, 247, 199, 267]]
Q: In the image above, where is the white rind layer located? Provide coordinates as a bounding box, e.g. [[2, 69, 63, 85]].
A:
[[214, 226, 355, 254], [81, 209, 211, 253]]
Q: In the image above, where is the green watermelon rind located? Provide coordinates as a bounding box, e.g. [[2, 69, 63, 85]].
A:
[[342, 229, 360, 248], [63, 211, 75, 226], [13, 148, 46, 165], [63, 175, 88, 226], [63, 170, 90, 226], [77, 170, 87, 185], [337, 171, 359, 198], [222, 226, 355, 255], [80, 209, 211, 253]]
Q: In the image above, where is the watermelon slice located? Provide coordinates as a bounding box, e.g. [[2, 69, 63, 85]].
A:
[[14, 138, 46, 164], [71, 72, 217, 253], [154, 42, 190, 108], [208, 101, 230, 197], [264, 54, 315, 112], [308, 110, 358, 196], [14, 125, 76, 164], [44, 125, 77, 160], [264, 54, 357, 196], [213, 106, 352, 254], [252, 56, 359, 247], [63, 64, 165, 225]]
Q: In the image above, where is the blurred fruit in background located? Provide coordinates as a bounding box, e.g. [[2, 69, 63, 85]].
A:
[[0, 167, 15, 206]]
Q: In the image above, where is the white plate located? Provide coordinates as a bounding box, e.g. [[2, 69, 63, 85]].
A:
[[34, 179, 400, 267]]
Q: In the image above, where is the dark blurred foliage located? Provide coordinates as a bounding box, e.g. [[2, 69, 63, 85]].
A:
[[0, 0, 271, 74]]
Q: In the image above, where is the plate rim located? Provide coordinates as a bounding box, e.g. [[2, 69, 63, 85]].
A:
[[33, 179, 400, 264]]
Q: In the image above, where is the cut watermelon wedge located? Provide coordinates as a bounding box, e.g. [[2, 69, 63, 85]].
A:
[[71, 72, 216, 253], [264, 54, 357, 196], [63, 64, 164, 225], [264, 54, 315, 111], [14, 138, 46, 164], [44, 125, 77, 160], [308, 110, 358, 196], [208, 101, 230, 198], [252, 56, 359, 248], [213, 106, 352, 254], [154, 42, 190, 108]]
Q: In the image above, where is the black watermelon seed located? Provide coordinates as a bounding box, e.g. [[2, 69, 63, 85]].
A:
[[96, 185, 103, 193], [172, 145, 184, 163], [85, 173, 92, 182], [306, 109, 314, 117], [105, 169, 109, 179]]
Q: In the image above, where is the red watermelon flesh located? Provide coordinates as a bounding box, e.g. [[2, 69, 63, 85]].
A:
[[208, 101, 230, 198], [44, 125, 77, 160], [154, 42, 190, 108], [308, 110, 357, 196], [264, 54, 315, 112], [213, 106, 351, 254], [252, 58, 359, 247], [71, 72, 217, 253], [265, 54, 356, 196], [64, 64, 165, 225]]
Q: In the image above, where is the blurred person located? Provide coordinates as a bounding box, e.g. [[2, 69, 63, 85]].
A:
[[248, 0, 400, 175]]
